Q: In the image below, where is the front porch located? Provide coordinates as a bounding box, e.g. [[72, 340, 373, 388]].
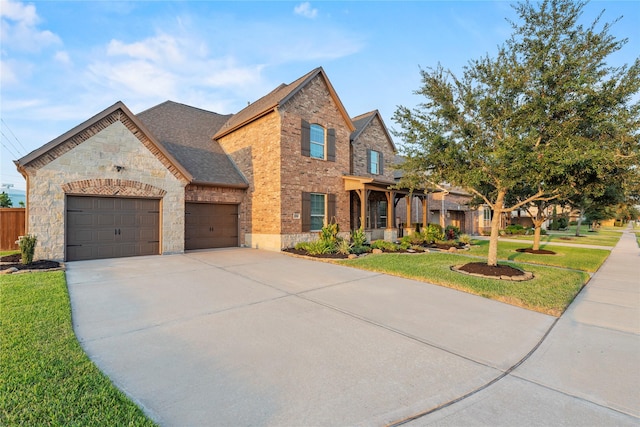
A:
[[343, 175, 428, 242]]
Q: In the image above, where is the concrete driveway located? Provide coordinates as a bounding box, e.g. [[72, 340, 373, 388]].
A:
[[65, 248, 631, 426]]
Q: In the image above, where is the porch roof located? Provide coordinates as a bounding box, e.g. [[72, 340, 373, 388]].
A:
[[342, 175, 428, 196]]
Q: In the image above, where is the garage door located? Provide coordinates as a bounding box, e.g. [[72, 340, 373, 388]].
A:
[[185, 203, 238, 250], [66, 196, 160, 261]]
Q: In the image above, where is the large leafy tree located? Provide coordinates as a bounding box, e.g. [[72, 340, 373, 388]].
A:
[[394, 0, 639, 266]]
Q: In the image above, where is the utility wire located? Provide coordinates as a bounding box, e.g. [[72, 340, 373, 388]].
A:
[[1, 118, 28, 155], [1, 130, 22, 158]]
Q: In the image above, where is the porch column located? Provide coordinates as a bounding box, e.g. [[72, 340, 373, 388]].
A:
[[405, 194, 413, 235], [385, 191, 394, 230], [355, 188, 370, 230], [384, 191, 397, 242], [422, 196, 428, 230]]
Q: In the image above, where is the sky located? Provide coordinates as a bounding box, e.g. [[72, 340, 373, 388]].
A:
[[1, 0, 638, 191]]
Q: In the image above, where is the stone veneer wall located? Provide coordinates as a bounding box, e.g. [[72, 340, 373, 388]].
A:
[[351, 115, 396, 182], [278, 75, 351, 247], [25, 120, 187, 261]]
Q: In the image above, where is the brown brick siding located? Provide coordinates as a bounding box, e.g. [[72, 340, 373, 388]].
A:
[[279, 76, 351, 234], [351, 115, 396, 182], [185, 184, 247, 244], [62, 179, 167, 197], [216, 111, 281, 235]]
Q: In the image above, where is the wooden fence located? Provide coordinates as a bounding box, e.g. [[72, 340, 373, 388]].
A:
[[0, 208, 25, 251]]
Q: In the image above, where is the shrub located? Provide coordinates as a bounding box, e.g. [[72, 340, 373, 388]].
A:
[[319, 222, 340, 244], [505, 224, 526, 235], [424, 223, 444, 243], [304, 239, 336, 255], [408, 232, 425, 246], [16, 234, 37, 265], [550, 217, 568, 230], [337, 239, 352, 255], [399, 237, 412, 250], [444, 225, 461, 240], [350, 227, 368, 247], [457, 234, 472, 245], [370, 240, 398, 252]]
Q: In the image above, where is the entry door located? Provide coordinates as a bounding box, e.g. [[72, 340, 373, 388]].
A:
[[66, 196, 160, 261], [185, 203, 238, 250]]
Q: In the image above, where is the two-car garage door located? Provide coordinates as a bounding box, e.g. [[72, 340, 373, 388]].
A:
[[66, 196, 239, 261], [66, 196, 160, 261]]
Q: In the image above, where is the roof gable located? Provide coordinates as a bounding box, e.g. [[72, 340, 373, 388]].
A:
[[351, 110, 397, 152], [214, 67, 355, 139], [15, 101, 192, 182], [137, 101, 248, 187]]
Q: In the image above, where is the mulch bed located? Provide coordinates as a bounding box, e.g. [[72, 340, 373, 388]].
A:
[[457, 262, 526, 278], [0, 253, 61, 272], [282, 248, 350, 259], [515, 248, 556, 255]]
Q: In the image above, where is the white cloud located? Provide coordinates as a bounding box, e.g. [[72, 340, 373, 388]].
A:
[[0, 0, 61, 52], [294, 2, 318, 19], [53, 50, 71, 65], [0, 59, 18, 85]]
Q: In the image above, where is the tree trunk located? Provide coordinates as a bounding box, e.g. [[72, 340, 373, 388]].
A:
[[575, 206, 585, 237], [487, 190, 505, 267], [532, 218, 545, 251]]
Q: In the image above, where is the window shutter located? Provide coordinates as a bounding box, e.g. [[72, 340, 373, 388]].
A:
[[379, 152, 384, 175], [301, 120, 311, 157], [327, 194, 336, 223], [366, 149, 371, 174], [327, 128, 336, 162], [301, 192, 311, 232]]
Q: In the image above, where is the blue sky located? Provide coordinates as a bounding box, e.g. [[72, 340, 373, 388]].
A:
[[1, 0, 638, 191]]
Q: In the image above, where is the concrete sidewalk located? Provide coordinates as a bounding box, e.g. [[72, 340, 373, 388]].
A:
[[415, 226, 640, 425]]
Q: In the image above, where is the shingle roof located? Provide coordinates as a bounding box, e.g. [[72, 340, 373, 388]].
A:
[[137, 101, 248, 187], [214, 67, 355, 139], [350, 109, 397, 151]]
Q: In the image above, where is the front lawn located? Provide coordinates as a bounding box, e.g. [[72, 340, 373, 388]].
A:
[[503, 226, 622, 247], [467, 240, 610, 272], [0, 271, 156, 426], [340, 253, 589, 316]]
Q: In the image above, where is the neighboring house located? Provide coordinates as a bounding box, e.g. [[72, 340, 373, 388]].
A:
[[394, 184, 483, 235], [16, 67, 431, 262]]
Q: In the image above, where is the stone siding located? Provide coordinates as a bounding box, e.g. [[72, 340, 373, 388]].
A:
[[25, 120, 187, 261]]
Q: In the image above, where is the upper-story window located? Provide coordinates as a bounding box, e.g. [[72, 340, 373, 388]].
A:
[[301, 119, 336, 162], [310, 124, 326, 159], [367, 149, 384, 175]]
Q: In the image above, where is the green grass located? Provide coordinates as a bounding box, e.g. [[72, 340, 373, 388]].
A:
[[502, 225, 622, 247], [0, 250, 19, 257], [467, 240, 609, 272], [340, 253, 589, 316], [1, 271, 156, 426]]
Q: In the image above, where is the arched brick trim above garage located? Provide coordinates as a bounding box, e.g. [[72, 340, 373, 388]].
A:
[[62, 179, 167, 198]]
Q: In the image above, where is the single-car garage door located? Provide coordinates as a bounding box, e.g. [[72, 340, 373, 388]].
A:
[[185, 203, 238, 250], [66, 196, 160, 261]]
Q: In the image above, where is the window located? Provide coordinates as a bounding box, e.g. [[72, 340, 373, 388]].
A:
[[378, 201, 387, 228], [302, 192, 336, 232], [310, 193, 325, 231], [483, 206, 492, 227], [301, 120, 336, 161], [310, 124, 325, 159], [367, 149, 384, 175]]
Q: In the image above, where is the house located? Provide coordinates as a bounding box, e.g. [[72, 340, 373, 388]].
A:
[[15, 67, 430, 262]]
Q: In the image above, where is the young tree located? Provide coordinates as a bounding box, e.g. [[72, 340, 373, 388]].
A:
[[394, 0, 639, 266], [0, 192, 12, 208]]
